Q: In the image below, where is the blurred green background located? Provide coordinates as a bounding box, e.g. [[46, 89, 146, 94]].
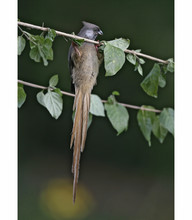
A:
[[18, 0, 174, 219]]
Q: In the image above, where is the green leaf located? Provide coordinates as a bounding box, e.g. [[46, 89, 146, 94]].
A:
[[159, 108, 174, 135], [137, 106, 156, 146], [43, 90, 63, 119], [54, 88, 62, 97], [49, 75, 58, 87], [18, 36, 26, 55], [41, 38, 53, 62], [98, 43, 105, 52], [29, 35, 53, 66], [139, 58, 145, 64], [167, 58, 174, 72], [161, 64, 168, 75], [46, 29, 56, 41], [140, 63, 164, 98], [18, 85, 26, 108], [126, 54, 136, 65], [137, 64, 143, 76], [87, 113, 93, 129], [105, 98, 129, 135], [107, 94, 116, 104], [71, 32, 85, 46], [18, 83, 23, 88], [152, 116, 168, 143], [104, 43, 125, 76], [29, 35, 44, 48], [90, 94, 105, 117], [134, 60, 139, 71], [36, 90, 46, 107], [29, 46, 41, 62], [158, 73, 166, 88], [37, 44, 48, 66], [107, 38, 130, 51], [112, 91, 120, 96], [135, 49, 141, 53], [73, 38, 84, 46]]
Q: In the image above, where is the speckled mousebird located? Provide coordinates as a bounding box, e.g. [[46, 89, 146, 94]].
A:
[[68, 21, 103, 203]]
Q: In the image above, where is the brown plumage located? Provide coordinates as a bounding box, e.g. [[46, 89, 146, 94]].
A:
[[70, 88, 91, 203], [68, 22, 103, 203]]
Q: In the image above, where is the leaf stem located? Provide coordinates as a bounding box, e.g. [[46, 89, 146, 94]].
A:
[[18, 21, 168, 64], [18, 26, 37, 45], [18, 79, 162, 113]]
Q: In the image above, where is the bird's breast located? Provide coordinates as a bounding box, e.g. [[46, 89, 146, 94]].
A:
[[71, 43, 100, 90]]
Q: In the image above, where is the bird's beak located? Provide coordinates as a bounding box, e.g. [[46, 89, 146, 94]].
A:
[[98, 29, 103, 35]]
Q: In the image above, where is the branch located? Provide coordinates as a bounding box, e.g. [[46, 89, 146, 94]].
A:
[[18, 21, 168, 64], [18, 79, 162, 113]]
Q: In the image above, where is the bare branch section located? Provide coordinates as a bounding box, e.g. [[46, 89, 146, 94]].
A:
[[18, 79, 162, 113], [18, 21, 168, 64]]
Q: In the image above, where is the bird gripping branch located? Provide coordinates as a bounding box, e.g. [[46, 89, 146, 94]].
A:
[[68, 21, 103, 203]]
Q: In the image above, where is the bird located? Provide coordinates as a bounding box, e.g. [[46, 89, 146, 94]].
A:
[[68, 21, 103, 203]]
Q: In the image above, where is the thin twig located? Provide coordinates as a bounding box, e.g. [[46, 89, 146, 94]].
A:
[[125, 49, 168, 64], [18, 80, 75, 97], [18, 26, 37, 45], [18, 21, 168, 64], [18, 79, 162, 113], [18, 21, 97, 44]]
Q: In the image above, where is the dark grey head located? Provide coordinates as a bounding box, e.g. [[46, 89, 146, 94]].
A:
[[77, 21, 103, 40]]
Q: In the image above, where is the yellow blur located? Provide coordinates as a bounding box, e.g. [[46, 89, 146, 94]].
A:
[[40, 178, 95, 219]]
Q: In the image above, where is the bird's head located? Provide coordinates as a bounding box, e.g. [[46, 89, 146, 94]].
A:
[[78, 21, 103, 40]]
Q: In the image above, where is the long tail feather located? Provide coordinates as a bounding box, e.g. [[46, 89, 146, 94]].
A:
[[70, 90, 80, 149], [81, 93, 90, 152], [70, 88, 90, 203]]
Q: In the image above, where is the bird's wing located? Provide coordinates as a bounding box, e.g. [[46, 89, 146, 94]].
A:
[[68, 44, 75, 93]]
